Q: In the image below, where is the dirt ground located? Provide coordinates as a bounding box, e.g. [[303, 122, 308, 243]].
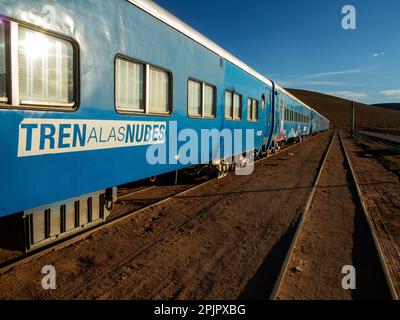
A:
[[342, 133, 400, 297], [277, 133, 390, 300], [0, 132, 332, 300]]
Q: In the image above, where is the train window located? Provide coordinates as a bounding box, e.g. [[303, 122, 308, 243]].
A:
[[203, 84, 215, 118], [18, 27, 75, 107], [233, 93, 242, 120], [225, 91, 233, 119], [149, 67, 170, 114], [261, 94, 265, 111], [247, 99, 251, 120], [252, 99, 258, 121], [225, 91, 242, 120], [116, 56, 171, 116], [188, 79, 202, 117], [188, 80, 215, 119], [0, 20, 7, 103], [247, 98, 258, 121], [116, 57, 145, 112]]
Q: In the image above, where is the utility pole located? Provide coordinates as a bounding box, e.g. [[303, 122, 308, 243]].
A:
[[350, 101, 355, 137]]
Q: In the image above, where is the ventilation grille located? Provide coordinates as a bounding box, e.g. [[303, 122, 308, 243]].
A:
[[24, 190, 110, 251]]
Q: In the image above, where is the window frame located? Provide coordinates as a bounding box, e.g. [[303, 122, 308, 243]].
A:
[[224, 90, 233, 120], [0, 20, 10, 104], [187, 77, 216, 120], [114, 53, 173, 117], [225, 90, 242, 121], [115, 56, 146, 114], [148, 65, 172, 115], [0, 17, 80, 112], [247, 97, 258, 122]]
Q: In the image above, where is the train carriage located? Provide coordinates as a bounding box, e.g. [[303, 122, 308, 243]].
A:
[[0, 0, 329, 250]]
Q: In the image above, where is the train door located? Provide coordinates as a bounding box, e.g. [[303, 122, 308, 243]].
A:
[[266, 86, 283, 150], [271, 91, 285, 145], [263, 88, 273, 153]]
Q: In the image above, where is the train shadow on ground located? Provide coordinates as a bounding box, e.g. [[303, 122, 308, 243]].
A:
[[237, 219, 299, 300]]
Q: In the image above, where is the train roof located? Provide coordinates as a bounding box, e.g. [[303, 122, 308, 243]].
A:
[[127, 0, 273, 88], [275, 84, 330, 123], [275, 84, 313, 112]]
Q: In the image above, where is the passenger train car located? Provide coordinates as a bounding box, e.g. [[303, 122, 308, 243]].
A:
[[0, 0, 330, 250]]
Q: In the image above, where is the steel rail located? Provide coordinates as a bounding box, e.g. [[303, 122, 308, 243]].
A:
[[269, 130, 335, 300], [338, 131, 398, 300], [356, 131, 400, 152]]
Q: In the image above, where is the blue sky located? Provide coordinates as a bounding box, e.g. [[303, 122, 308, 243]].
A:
[[154, 0, 400, 104]]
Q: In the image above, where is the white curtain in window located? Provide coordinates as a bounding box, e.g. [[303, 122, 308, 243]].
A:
[[18, 27, 74, 105], [203, 84, 214, 117], [252, 100, 257, 120], [247, 99, 252, 120], [233, 93, 241, 119], [116, 58, 144, 112], [225, 91, 232, 119], [0, 22, 6, 100], [188, 80, 201, 116], [149, 67, 169, 114]]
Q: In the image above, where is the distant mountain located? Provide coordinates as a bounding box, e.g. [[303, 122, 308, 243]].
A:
[[285, 88, 400, 135], [371, 103, 400, 111]]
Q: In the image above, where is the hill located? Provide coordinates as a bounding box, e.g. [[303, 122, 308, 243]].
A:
[[286, 89, 400, 135], [371, 103, 400, 112]]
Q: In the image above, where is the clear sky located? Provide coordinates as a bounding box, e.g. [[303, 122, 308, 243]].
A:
[[154, 0, 400, 105]]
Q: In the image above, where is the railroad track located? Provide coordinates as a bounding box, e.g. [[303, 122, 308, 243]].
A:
[[0, 132, 324, 278], [269, 130, 398, 300], [356, 131, 400, 152], [117, 185, 158, 200]]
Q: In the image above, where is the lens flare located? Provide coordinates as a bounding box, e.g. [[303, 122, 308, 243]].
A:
[[20, 31, 50, 58]]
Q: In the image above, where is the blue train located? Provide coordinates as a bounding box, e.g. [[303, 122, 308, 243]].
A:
[[0, 0, 330, 249]]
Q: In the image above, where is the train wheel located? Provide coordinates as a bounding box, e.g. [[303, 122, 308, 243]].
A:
[[149, 176, 157, 184]]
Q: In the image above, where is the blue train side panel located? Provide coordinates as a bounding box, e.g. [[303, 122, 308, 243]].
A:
[[271, 87, 313, 144], [0, 0, 276, 217]]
